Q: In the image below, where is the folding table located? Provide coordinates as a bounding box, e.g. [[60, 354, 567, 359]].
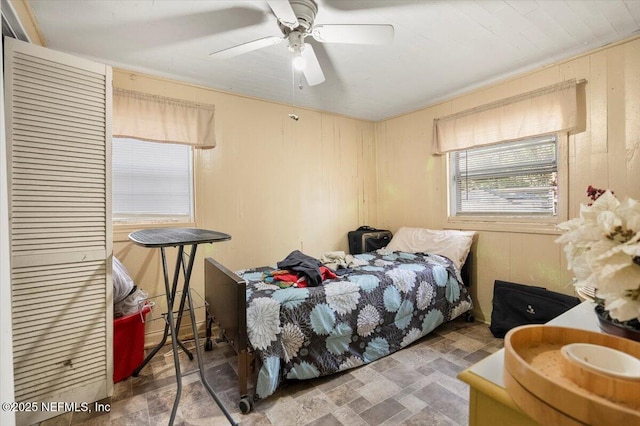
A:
[[128, 227, 234, 425]]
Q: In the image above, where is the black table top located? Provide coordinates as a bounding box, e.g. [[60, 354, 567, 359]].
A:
[[128, 228, 231, 248]]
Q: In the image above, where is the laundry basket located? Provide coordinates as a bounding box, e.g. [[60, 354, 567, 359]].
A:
[[113, 304, 151, 383]]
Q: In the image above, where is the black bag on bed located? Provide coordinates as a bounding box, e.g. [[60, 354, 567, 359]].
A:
[[348, 226, 392, 254], [489, 280, 580, 338]]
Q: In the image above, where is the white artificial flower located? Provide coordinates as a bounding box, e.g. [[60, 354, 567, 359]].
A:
[[588, 239, 640, 294], [562, 244, 595, 284], [601, 294, 640, 322], [556, 189, 640, 323]]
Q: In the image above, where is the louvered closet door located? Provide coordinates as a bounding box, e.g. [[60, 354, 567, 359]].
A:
[[4, 37, 112, 425]]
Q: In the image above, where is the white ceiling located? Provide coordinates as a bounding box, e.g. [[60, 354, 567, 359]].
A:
[[27, 0, 640, 121]]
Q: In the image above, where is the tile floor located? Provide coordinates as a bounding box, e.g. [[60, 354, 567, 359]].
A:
[[40, 316, 503, 426]]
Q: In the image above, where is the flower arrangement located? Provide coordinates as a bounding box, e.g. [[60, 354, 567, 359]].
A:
[[555, 186, 640, 326]]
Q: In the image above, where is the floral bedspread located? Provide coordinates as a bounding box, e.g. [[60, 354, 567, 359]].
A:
[[237, 251, 473, 400]]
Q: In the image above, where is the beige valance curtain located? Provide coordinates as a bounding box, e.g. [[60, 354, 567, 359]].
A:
[[113, 88, 216, 149], [433, 79, 580, 155]]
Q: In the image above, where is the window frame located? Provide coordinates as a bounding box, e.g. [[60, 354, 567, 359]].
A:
[[445, 133, 568, 234], [111, 137, 195, 227]]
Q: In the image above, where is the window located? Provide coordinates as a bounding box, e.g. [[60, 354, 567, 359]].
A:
[[112, 137, 193, 223], [449, 135, 558, 218]]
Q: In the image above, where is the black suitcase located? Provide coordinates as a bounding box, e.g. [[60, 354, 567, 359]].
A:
[[348, 226, 392, 254]]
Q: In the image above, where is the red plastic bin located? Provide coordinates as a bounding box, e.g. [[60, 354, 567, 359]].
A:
[[113, 305, 151, 383]]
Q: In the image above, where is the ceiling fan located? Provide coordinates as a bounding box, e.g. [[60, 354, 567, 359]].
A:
[[209, 0, 394, 86]]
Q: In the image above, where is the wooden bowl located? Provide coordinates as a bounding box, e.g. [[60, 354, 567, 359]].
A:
[[504, 325, 640, 425]]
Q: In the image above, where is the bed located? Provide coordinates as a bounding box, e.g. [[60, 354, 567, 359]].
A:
[[203, 227, 476, 413]]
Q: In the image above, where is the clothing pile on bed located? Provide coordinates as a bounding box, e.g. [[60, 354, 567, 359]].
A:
[[261, 250, 369, 288], [265, 250, 335, 288]]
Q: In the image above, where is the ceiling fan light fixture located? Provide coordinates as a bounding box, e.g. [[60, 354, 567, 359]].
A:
[[292, 47, 306, 70], [211, 0, 391, 88]]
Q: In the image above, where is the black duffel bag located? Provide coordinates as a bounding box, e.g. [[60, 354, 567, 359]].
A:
[[489, 280, 580, 338]]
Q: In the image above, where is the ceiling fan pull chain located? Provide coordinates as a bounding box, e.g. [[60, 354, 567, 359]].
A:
[[289, 60, 299, 121]]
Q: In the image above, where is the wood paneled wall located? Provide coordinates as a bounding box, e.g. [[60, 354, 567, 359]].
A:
[[111, 36, 638, 335], [111, 71, 377, 342], [376, 36, 640, 321]]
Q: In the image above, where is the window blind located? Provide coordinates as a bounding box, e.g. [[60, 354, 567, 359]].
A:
[[451, 136, 558, 216], [112, 138, 193, 221]]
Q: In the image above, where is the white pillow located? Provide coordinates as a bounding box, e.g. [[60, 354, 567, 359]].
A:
[[384, 227, 476, 269]]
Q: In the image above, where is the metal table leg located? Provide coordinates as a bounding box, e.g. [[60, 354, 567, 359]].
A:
[[182, 245, 238, 425], [132, 246, 192, 377], [160, 246, 183, 424]]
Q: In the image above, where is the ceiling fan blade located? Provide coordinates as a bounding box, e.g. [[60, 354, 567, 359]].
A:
[[311, 24, 394, 45], [301, 44, 325, 86], [266, 0, 298, 29], [210, 36, 283, 59], [323, 0, 417, 11]]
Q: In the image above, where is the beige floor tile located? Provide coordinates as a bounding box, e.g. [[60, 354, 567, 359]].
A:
[[41, 316, 503, 426]]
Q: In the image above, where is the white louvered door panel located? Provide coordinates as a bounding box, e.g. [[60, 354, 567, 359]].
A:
[[4, 37, 112, 425]]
